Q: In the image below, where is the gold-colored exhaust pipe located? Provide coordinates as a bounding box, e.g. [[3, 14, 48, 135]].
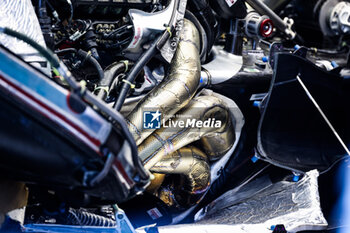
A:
[[146, 173, 166, 194], [138, 95, 235, 170], [124, 19, 235, 208], [126, 19, 201, 146], [152, 146, 210, 207]]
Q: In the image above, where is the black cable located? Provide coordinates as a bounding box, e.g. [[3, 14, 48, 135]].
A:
[[44, 0, 54, 12], [260, 39, 349, 55], [44, 0, 60, 22], [66, 0, 73, 23], [294, 34, 305, 45], [55, 48, 104, 80], [0, 27, 149, 183], [56, 51, 143, 178], [0, 27, 60, 68], [113, 36, 160, 111], [96, 62, 130, 100], [84, 92, 149, 181], [312, 46, 349, 55], [89, 153, 115, 186], [113, 0, 181, 111], [156, 0, 181, 49], [0, 27, 80, 92], [76, 49, 104, 80], [283, 46, 349, 55]]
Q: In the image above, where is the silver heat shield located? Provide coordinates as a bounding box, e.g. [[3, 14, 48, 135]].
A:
[[142, 170, 327, 233], [0, 0, 49, 73], [195, 169, 327, 232]]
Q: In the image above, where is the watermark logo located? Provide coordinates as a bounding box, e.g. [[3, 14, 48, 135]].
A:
[[162, 117, 222, 128], [143, 110, 161, 129]]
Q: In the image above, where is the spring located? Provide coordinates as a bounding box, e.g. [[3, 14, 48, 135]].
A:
[[66, 208, 116, 227]]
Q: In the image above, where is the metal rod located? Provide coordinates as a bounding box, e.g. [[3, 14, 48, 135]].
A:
[[245, 0, 295, 39]]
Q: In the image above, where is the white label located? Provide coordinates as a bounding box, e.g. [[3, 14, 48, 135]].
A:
[[147, 208, 163, 220], [225, 0, 237, 7]]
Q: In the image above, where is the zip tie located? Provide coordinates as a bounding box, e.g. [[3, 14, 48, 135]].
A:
[[166, 26, 172, 37], [94, 86, 109, 95], [122, 79, 135, 89], [311, 47, 317, 53], [52, 67, 60, 76], [121, 60, 129, 72], [81, 50, 92, 65], [79, 80, 87, 95]]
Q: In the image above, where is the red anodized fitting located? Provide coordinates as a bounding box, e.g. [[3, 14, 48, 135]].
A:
[[260, 18, 274, 37]]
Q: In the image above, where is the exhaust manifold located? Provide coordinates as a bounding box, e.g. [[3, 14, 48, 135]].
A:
[[126, 19, 235, 207], [152, 146, 210, 208], [138, 95, 235, 170]]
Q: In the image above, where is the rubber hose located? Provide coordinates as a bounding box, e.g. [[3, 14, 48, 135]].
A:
[[96, 62, 128, 100], [76, 49, 104, 81], [113, 38, 159, 111]]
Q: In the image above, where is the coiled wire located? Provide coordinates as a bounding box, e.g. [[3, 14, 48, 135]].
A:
[[66, 208, 116, 227]]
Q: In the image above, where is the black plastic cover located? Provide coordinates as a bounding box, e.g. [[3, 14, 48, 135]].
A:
[[257, 53, 350, 172], [209, 0, 247, 19]]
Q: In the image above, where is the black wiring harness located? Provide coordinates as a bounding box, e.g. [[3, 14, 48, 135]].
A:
[[0, 26, 150, 184]]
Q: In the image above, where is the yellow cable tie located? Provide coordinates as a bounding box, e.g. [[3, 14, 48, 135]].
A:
[[122, 79, 135, 89], [79, 80, 87, 94], [52, 67, 60, 76], [166, 26, 172, 37], [310, 47, 317, 53], [121, 60, 129, 72], [94, 86, 109, 95]]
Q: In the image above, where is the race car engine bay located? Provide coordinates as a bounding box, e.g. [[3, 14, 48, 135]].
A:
[[0, 0, 350, 232]]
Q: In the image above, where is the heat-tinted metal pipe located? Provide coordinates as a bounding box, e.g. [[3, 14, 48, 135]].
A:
[[152, 146, 210, 207], [138, 95, 235, 170], [126, 19, 201, 146]]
